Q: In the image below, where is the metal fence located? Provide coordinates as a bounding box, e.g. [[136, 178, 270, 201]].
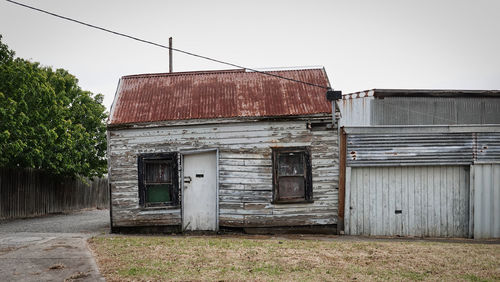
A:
[[0, 168, 109, 220]]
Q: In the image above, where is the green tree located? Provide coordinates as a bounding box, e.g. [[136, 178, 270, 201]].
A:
[[0, 35, 107, 177]]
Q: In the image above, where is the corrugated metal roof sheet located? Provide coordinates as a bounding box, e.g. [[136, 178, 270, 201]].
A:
[[109, 68, 331, 125]]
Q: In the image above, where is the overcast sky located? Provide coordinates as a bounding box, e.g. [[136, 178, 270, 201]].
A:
[[1, 0, 499, 111]]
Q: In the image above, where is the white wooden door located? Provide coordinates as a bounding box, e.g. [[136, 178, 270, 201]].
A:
[[345, 166, 470, 237], [182, 151, 217, 231]]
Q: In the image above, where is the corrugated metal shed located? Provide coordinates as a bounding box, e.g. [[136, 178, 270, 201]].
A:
[[109, 68, 331, 125]]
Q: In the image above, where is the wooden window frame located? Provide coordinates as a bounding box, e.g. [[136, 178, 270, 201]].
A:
[[272, 147, 313, 204], [138, 152, 179, 208]]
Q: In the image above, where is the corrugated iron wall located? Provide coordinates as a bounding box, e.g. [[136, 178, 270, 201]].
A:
[[346, 130, 500, 167], [472, 164, 500, 239], [345, 166, 470, 237], [340, 97, 500, 126], [371, 97, 500, 125], [477, 133, 500, 162], [347, 132, 473, 166]]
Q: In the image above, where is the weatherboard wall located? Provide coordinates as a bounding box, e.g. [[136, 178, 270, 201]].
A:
[[108, 117, 339, 229]]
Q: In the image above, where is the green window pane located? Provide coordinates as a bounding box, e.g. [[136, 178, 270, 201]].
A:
[[146, 184, 171, 203]]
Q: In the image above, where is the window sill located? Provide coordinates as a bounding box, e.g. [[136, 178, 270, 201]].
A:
[[140, 205, 180, 211], [272, 200, 314, 205]]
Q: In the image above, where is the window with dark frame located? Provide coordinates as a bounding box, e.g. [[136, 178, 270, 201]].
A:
[[138, 153, 179, 208], [272, 147, 312, 204]]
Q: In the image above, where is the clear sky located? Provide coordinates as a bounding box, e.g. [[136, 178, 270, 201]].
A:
[[1, 0, 499, 111]]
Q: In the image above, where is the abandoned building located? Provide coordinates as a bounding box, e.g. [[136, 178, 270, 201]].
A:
[[107, 68, 341, 233], [108, 73, 500, 238]]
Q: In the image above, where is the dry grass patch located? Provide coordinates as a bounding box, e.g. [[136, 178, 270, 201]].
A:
[[88, 235, 500, 281]]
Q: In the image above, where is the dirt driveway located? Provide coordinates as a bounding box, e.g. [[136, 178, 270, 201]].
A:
[[0, 209, 109, 281]]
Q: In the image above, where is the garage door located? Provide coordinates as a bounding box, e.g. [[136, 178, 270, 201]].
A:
[[345, 166, 470, 237]]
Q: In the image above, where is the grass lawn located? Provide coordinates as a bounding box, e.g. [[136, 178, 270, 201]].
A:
[[88, 235, 500, 281]]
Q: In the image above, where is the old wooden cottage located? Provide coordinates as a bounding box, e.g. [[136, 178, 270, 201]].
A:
[[107, 68, 340, 233]]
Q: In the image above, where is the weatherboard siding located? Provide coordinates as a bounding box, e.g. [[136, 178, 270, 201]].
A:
[[108, 118, 339, 228]]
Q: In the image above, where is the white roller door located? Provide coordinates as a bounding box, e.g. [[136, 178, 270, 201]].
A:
[[345, 166, 470, 237]]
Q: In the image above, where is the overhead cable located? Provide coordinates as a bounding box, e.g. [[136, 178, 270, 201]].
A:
[[5, 0, 330, 90]]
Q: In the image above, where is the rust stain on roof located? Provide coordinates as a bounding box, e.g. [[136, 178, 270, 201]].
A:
[[109, 68, 331, 125]]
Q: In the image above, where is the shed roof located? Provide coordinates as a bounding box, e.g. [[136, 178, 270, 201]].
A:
[[109, 68, 331, 125]]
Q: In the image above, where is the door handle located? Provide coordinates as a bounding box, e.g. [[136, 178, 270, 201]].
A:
[[184, 176, 192, 183]]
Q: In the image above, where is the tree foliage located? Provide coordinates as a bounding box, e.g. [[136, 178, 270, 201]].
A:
[[0, 35, 107, 177]]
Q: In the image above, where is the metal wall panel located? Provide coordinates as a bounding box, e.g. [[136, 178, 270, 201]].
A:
[[476, 133, 500, 162], [345, 166, 470, 237], [340, 95, 500, 126], [472, 164, 500, 239], [347, 133, 474, 166], [346, 128, 500, 167], [372, 97, 500, 125], [339, 95, 374, 127]]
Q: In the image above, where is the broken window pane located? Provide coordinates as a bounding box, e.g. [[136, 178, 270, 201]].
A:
[[278, 153, 303, 176], [145, 162, 172, 183], [278, 176, 305, 199]]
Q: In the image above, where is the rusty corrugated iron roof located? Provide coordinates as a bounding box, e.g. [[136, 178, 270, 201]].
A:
[[109, 68, 331, 125]]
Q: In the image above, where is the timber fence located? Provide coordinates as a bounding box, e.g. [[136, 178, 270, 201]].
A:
[[0, 168, 109, 220]]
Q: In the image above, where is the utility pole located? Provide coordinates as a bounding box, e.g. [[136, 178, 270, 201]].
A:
[[169, 37, 173, 73]]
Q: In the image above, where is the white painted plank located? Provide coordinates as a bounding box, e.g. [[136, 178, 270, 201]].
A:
[[375, 167, 383, 236], [362, 168, 370, 235], [382, 167, 390, 236], [401, 166, 409, 236], [395, 167, 402, 236], [350, 167, 358, 235], [432, 167, 440, 237], [388, 167, 396, 235], [453, 166, 462, 236], [493, 165, 500, 238], [460, 166, 470, 237], [345, 167, 352, 235]]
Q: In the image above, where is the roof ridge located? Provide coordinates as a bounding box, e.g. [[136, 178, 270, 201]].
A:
[[121, 67, 325, 80], [121, 69, 245, 79]]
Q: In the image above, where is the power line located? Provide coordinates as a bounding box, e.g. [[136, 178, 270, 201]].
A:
[[5, 0, 330, 90]]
